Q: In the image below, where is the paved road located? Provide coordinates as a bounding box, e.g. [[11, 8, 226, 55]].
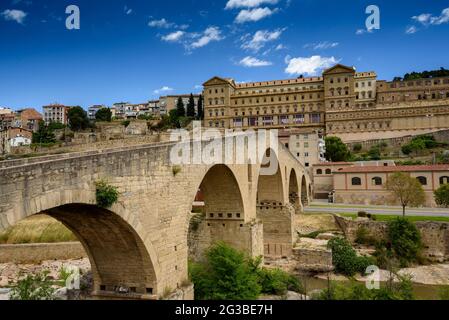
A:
[[305, 203, 449, 217]]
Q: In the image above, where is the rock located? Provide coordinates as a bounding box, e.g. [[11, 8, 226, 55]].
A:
[[286, 291, 309, 300], [55, 287, 68, 300], [316, 233, 336, 240]]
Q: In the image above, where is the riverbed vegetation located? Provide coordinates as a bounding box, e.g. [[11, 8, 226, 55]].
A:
[[188, 242, 303, 300]]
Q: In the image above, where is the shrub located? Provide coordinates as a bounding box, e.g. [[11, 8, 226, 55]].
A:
[[10, 271, 56, 300], [257, 268, 303, 296], [327, 237, 375, 276], [189, 242, 261, 300], [95, 180, 119, 208], [172, 165, 182, 176], [355, 227, 377, 246], [357, 211, 368, 218], [435, 184, 449, 208], [121, 120, 131, 127], [353, 143, 362, 152], [387, 218, 423, 267]]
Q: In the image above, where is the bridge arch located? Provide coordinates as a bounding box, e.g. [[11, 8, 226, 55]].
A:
[[2, 189, 160, 299], [288, 168, 301, 213], [301, 175, 309, 207]]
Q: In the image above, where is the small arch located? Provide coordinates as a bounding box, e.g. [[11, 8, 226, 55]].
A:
[[316, 169, 323, 175], [352, 177, 362, 186], [325, 169, 332, 175], [416, 176, 428, 186]]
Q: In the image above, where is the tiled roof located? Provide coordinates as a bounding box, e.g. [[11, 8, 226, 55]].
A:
[[314, 162, 354, 166], [336, 165, 449, 173]]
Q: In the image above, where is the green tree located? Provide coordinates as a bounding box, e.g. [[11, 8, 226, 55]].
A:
[[95, 108, 112, 122], [197, 94, 204, 120], [189, 242, 261, 300], [32, 121, 56, 144], [176, 97, 186, 118], [186, 94, 196, 118], [388, 218, 423, 267], [169, 109, 180, 128], [325, 137, 351, 162], [385, 172, 426, 217], [435, 184, 449, 208], [68, 106, 89, 131], [352, 143, 362, 152], [368, 145, 381, 160], [10, 271, 56, 300]]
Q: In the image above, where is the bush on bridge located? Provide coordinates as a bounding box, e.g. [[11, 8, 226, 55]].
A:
[[95, 180, 119, 208]]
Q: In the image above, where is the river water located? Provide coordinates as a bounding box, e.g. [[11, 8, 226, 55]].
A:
[[299, 275, 445, 300]]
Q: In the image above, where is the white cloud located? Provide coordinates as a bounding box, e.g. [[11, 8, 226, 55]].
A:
[[162, 31, 185, 42], [239, 56, 273, 67], [355, 28, 373, 35], [405, 26, 418, 34], [285, 55, 339, 76], [275, 44, 287, 51], [154, 86, 174, 95], [412, 13, 432, 24], [304, 41, 339, 50], [412, 8, 449, 26], [241, 29, 284, 52], [124, 6, 133, 15], [189, 26, 223, 49], [149, 18, 174, 28], [225, 0, 278, 9], [235, 7, 276, 23], [1, 9, 27, 24]]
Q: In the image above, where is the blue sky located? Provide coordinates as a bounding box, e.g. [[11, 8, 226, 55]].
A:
[[1, 0, 449, 111]]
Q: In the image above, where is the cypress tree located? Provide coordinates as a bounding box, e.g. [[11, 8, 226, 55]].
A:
[[197, 94, 204, 120], [187, 93, 195, 118], [176, 97, 186, 118]]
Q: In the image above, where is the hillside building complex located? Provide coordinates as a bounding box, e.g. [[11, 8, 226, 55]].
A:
[[203, 64, 449, 143]]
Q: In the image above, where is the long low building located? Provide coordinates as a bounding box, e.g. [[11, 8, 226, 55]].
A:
[[333, 165, 449, 207]]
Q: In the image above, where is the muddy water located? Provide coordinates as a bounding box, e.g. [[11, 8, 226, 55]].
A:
[[298, 275, 445, 300]]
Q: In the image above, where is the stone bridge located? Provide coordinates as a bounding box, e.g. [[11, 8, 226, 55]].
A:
[[0, 134, 311, 299]]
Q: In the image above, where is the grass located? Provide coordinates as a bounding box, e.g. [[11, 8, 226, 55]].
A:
[[0, 215, 77, 244], [338, 213, 449, 222]]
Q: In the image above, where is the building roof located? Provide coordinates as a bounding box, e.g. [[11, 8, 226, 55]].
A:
[[314, 162, 354, 166], [336, 165, 449, 173]]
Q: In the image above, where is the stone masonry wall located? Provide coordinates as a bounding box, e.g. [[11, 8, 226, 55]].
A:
[[334, 215, 449, 262]]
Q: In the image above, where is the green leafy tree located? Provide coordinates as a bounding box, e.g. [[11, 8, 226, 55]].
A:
[[325, 136, 351, 162], [435, 184, 449, 208], [68, 106, 90, 131], [368, 145, 381, 160], [10, 271, 56, 300], [176, 97, 186, 118], [95, 180, 119, 208], [95, 108, 112, 122], [197, 94, 204, 120], [385, 172, 426, 216], [186, 94, 196, 118], [352, 143, 362, 152], [32, 121, 56, 144], [189, 242, 261, 300], [388, 218, 423, 267], [169, 109, 180, 128]]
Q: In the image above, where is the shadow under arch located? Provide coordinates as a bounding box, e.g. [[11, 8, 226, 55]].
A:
[[301, 175, 309, 207], [188, 164, 262, 260], [256, 149, 294, 258], [42, 203, 158, 299], [288, 168, 301, 213]]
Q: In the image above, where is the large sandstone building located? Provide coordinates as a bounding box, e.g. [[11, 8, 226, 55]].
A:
[[203, 64, 449, 142]]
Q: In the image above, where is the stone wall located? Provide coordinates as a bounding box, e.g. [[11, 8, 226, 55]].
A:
[[292, 247, 333, 272], [0, 242, 86, 264], [334, 215, 449, 262]]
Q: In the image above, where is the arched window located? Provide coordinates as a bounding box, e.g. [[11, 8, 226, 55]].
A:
[[372, 177, 383, 186], [325, 169, 332, 175], [440, 176, 449, 185], [316, 169, 323, 175], [416, 176, 428, 186], [352, 177, 362, 186]]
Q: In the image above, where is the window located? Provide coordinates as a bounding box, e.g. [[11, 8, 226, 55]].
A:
[[372, 177, 383, 186], [416, 176, 427, 186], [325, 169, 332, 175], [440, 176, 449, 185], [317, 169, 323, 175], [352, 177, 362, 186]]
